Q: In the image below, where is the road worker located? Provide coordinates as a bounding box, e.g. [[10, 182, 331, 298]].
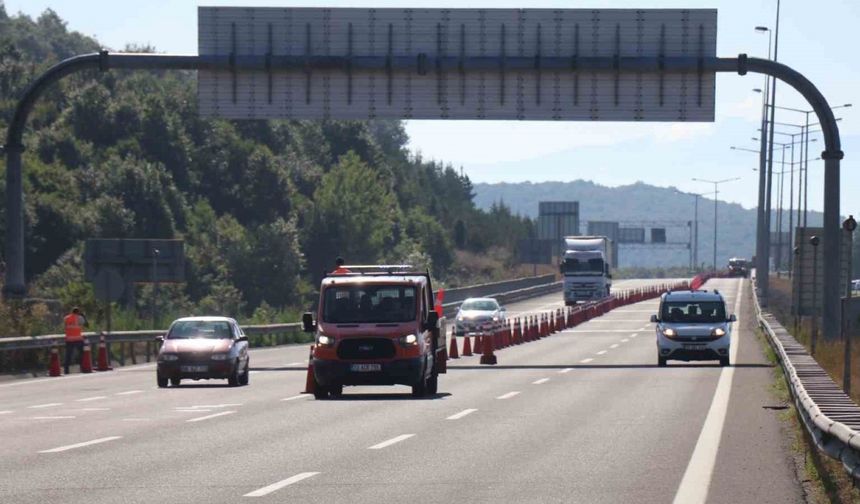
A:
[[63, 307, 88, 374], [331, 256, 351, 275]]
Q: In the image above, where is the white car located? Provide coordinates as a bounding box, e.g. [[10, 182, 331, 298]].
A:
[[453, 298, 506, 336], [651, 290, 736, 367]]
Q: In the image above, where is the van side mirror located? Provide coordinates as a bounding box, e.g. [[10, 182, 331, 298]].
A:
[[729, 314, 737, 322], [154, 335, 164, 343], [302, 312, 316, 333], [425, 311, 439, 331], [650, 315, 658, 323]]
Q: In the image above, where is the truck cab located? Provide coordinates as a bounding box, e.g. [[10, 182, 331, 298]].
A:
[[302, 265, 446, 399], [727, 257, 749, 278], [561, 236, 614, 305]]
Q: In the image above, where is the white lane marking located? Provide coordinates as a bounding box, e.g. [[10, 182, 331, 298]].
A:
[[532, 378, 550, 385], [610, 344, 619, 349], [672, 278, 743, 504], [640, 326, 650, 330], [244, 472, 320, 498], [559, 367, 574, 374], [182, 403, 242, 409], [76, 396, 106, 402], [621, 338, 629, 343], [118, 363, 157, 372], [39, 436, 122, 453], [0, 410, 13, 415], [368, 434, 415, 450], [115, 390, 143, 396], [631, 333, 639, 338], [175, 409, 213, 413], [122, 418, 151, 422], [446, 408, 478, 420], [281, 395, 311, 402], [584, 319, 654, 323], [28, 403, 62, 409], [564, 329, 646, 333], [580, 358, 594, 364], [596, 350, 607, 355], [497, 391, 521, 400], [286, 362, 304, 366], [31, 416, 76, 420], [79, 407, 110, 412], [186, 411, 236, 423]]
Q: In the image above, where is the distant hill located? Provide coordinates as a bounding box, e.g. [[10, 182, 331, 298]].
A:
[[473, 180, 822, 268]]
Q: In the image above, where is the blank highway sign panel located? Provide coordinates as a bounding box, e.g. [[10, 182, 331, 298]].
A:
[[198, 7, 717, 121]]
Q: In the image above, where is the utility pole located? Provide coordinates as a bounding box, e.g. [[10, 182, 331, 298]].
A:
[[692, 178, 741, 271]]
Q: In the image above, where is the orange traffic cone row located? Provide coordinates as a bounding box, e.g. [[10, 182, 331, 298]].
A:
[[449, 336, 460, 359], [462, 335, 473, 356], [473, 334, 482, 354], [80, 342, 93, 373], [95, 333, 112, 371], [303, 346, 316, 394], [48, 346, 61, 377]]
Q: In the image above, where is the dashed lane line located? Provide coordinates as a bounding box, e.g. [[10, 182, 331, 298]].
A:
[[559, 368, 574, 374], [621, 339, 629, 343], [115, 390, 143, 396], [281, 395, 312, 402], [186, 411, 236, 423], [580, 358, 594, 364], [76, 396, 106, 402], [28, 403, 62, 409], [31, 416, 76, 420], [631, 334, 639, 338], [368, 434, 415, 450], [532, 378, 550, 385], [497, 391, 521, 400], [0, 410, 13, 415], [610, 344, 619, 349], [39, 436, 122, 453], [596, 350, 607, 355], [244, 472, 320, 498], [447, 409, 478, 420]]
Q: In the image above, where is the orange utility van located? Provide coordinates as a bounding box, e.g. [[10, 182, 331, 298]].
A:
[[302, 265, 447, 399]]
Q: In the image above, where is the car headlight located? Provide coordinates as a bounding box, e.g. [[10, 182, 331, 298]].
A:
[[211, 353, 229, 361], [317, 334, 335, 347], [159, 353, 179, 361], [399, 334, 418, 347], [711, 327, 727, 337], [662, 328, 677, 338], [492, 316, 499, 322]]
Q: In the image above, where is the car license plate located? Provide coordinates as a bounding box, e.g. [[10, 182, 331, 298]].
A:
[[350, 363, 381, 372], [181, 365, 208, 373], [682, 344, 706, 351]]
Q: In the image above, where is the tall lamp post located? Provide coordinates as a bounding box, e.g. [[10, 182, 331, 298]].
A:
[[692, 177, 741, 271], [843, 216, 857, 395], [754, 24, 774, 300], [676, 190, 709, 272]]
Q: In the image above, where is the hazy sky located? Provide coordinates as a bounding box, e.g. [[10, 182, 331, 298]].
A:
[[6, 0, 859, 218]]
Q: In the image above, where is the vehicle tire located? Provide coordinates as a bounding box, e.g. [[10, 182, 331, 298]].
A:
[[228, 361, 240, 387], [238, 361, 250, 386], [329, 384, 343, 398], [157, 374, 168, 388], [658, 356, 667, 367], [427, 374, 438, 395], [719, 356, 730, 367], [313, 386, 329, 400], [170, 377, 181, 387]]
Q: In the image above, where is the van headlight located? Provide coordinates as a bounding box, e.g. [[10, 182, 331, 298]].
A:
[[711, 327, 727, 337], [317, 334, 335, 347], [399, 334, 418, 347], [662, 328, 677, 339]]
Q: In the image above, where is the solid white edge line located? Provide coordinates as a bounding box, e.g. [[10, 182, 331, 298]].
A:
[[186, 410, 236, 423], [532, 378, 550, 385], [446, 408, 478, 420], [244, 472, 320, 497], [672, 277, 744, 504], [368, 434, 415, 450], [496, 391, 521, 400], [39, 436, 122, 453]]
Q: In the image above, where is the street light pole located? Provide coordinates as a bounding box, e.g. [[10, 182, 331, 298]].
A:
[[692, 177, 741, 271], [755, 25, 773, 299]]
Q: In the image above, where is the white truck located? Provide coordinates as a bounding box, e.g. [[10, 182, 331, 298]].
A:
[[560, 236, 614, 305]]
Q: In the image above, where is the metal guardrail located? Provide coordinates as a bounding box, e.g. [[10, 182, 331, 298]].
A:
[[752, 274, 860, 482]]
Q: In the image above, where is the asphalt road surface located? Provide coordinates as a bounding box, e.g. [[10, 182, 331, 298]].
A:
[[0, 278, 803, 503]]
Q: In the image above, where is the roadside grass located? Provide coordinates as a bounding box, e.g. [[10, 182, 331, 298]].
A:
[[757, 325, 860, 503]]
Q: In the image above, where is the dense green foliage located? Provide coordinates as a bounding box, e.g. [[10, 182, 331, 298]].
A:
[[0, 6, 534, 328]]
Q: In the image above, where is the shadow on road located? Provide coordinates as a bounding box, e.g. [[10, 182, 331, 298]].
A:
[[250, 366, 307, 371], [327, 392, 452, 401]]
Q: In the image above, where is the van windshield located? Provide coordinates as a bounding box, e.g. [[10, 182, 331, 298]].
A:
[[323, 285, 417, 323], [661, 301, 727, 323]]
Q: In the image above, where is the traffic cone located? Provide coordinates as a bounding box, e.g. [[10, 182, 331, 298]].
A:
[[513, 319, 522, 344], [95, 333, 112, 371], [449, 336, 460, 359], [48, 346, 61, 377], [303, 346, 316, 394], [462, 335, 473, 356], [480, 329, 497, 365], [473, 334, 482, 354], [80, 342, 93, 373]]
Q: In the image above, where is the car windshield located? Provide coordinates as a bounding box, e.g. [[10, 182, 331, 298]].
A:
[[562, 257, 604, 274], [460, 300, 498, 311], [168, 320, 233, 339], [661, 301, 727, 323], [323, 284, 417, 323]]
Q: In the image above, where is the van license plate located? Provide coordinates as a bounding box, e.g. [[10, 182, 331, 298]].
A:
[[682, 344, 706, 351], [350, 363, 381, 372]]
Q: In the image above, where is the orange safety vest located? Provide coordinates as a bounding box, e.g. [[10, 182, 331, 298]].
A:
[[332, 267, 351, 275], [64, 314, 84, 342]]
